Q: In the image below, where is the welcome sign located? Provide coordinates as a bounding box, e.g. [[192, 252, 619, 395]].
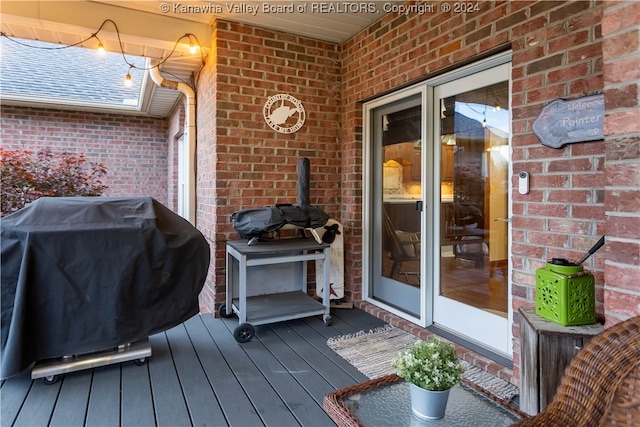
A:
[[532, 94, 604, 148]]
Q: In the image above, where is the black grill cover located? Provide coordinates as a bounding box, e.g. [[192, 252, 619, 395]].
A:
[[1, 197, 210, 379], [231, 204, 329, 239]]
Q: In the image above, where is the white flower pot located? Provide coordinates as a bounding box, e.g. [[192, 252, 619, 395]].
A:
[[409, 383, 451, 420]]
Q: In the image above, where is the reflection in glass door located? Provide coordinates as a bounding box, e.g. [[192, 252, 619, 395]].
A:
[[367, 90, 425, 320], [433, 63, 511, 355]]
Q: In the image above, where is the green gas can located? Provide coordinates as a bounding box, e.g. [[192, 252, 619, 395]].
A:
[[535, 258, 596, 326]]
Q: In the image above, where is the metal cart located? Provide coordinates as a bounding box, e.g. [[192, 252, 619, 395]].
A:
[[222, 238, 331, 342]]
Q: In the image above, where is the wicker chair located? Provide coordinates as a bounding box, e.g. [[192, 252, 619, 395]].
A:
[[513, 315, 640, 427]]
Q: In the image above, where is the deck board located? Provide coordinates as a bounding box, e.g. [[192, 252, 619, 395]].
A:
[[50, 369, 91, 427], [0, 373, 32, 426], [85, 364, 121, 427], [231, 323, 332, 426], [1, 307, 384, 426], [183, 316, 264, 427], [165, 324, 227, 426], [269, 322, 361, 390], [147, 333, 192, 427], [13, 376, 60, 427], [213, 317, 301, 426], [121, 360, 155, 426], [254, 323, 335, 406], [288, 320, 369, 382]]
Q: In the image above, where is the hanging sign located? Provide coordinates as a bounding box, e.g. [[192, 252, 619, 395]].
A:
[[263, 94, 306, 134], [532, 94, 604, 148]]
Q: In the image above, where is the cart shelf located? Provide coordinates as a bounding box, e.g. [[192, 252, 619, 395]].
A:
[[225, 238, 332, 342], [231, 291, 327, 324]]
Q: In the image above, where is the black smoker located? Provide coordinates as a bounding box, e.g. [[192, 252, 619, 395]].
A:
[[231, 158, 329, 244]]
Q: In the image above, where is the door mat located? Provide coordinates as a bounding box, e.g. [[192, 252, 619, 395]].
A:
[[327, 325, 520, 403]]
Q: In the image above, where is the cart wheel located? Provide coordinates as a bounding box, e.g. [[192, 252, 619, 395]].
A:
[[42, 375, 59, 385], [134, 357, 148, 366], [234, 323, 255, 343], [323, 315, 332, 326], [218, 304, 234, 318]]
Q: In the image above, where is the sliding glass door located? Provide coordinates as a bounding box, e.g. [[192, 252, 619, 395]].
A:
[[364, 53, 512, 356]]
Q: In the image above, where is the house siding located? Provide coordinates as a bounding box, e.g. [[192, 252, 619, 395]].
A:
[[1, 106, 170, 205]]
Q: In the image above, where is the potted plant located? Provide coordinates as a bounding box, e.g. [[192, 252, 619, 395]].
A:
[[392, 336, 465, 420]]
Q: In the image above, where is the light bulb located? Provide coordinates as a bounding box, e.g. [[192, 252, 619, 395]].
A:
[[482, 118, 487, 128], [125, 72, 132, 87], [97, 42, 105, 54], [189, 43, 197, 54]]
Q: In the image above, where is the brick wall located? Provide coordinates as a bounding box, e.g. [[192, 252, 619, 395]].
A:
[[192, 20, 342, 313], [1, 106, 170, 205], [602, 1, 640, 326], [340, 0, 609, 382]]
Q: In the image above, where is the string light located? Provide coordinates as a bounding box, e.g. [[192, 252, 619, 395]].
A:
[[125, 66, 133, 87], [0, 19, 207, 89], [92, 34, 105, 54]]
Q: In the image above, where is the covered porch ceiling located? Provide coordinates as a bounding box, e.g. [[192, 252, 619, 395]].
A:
[[0, 1, 393, 117]]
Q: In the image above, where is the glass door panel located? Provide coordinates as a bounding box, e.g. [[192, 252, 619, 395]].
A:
[[439, 82, 509, 314], [433, 63, 511, 355], [369, 91, 424, 319]]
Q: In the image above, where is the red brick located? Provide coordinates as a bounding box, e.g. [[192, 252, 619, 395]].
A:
[[605, 110, 640, 135], [606, 240, 640, 266], [548, 218, 592, 234], [603, 29, 640, 59], [527, 203, 568, 217], [573, 204, 606, 220], [603, 288, 640, 316], [605, 189, 640, 213], [606, 163, 640, 187], [547, 158, 594, 173], [601, 1, 640, 36], [548, 30, 591, 54], [528, 231, 569, 248], [603, 57, 640, 83]]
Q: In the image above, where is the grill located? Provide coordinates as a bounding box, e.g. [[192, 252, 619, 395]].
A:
[[1, 196, 210, 381]]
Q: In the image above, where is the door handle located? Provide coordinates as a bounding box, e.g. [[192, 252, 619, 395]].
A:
[[494, 218, 511, 223], [416, 201, 423, 212]]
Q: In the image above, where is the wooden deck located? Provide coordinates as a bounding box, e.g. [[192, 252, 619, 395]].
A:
[[1, 308, 386, 426]]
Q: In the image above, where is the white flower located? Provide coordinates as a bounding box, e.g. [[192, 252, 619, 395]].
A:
[[392, 337, 464, 391]]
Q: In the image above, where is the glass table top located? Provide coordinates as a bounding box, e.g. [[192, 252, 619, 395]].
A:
[[343, 381, 521, 426]]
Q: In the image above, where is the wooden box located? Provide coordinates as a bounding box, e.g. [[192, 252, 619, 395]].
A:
[[519, 307, 604, 416]]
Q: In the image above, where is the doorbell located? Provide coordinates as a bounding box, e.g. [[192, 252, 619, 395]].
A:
[[518, 171, 529, 195]]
